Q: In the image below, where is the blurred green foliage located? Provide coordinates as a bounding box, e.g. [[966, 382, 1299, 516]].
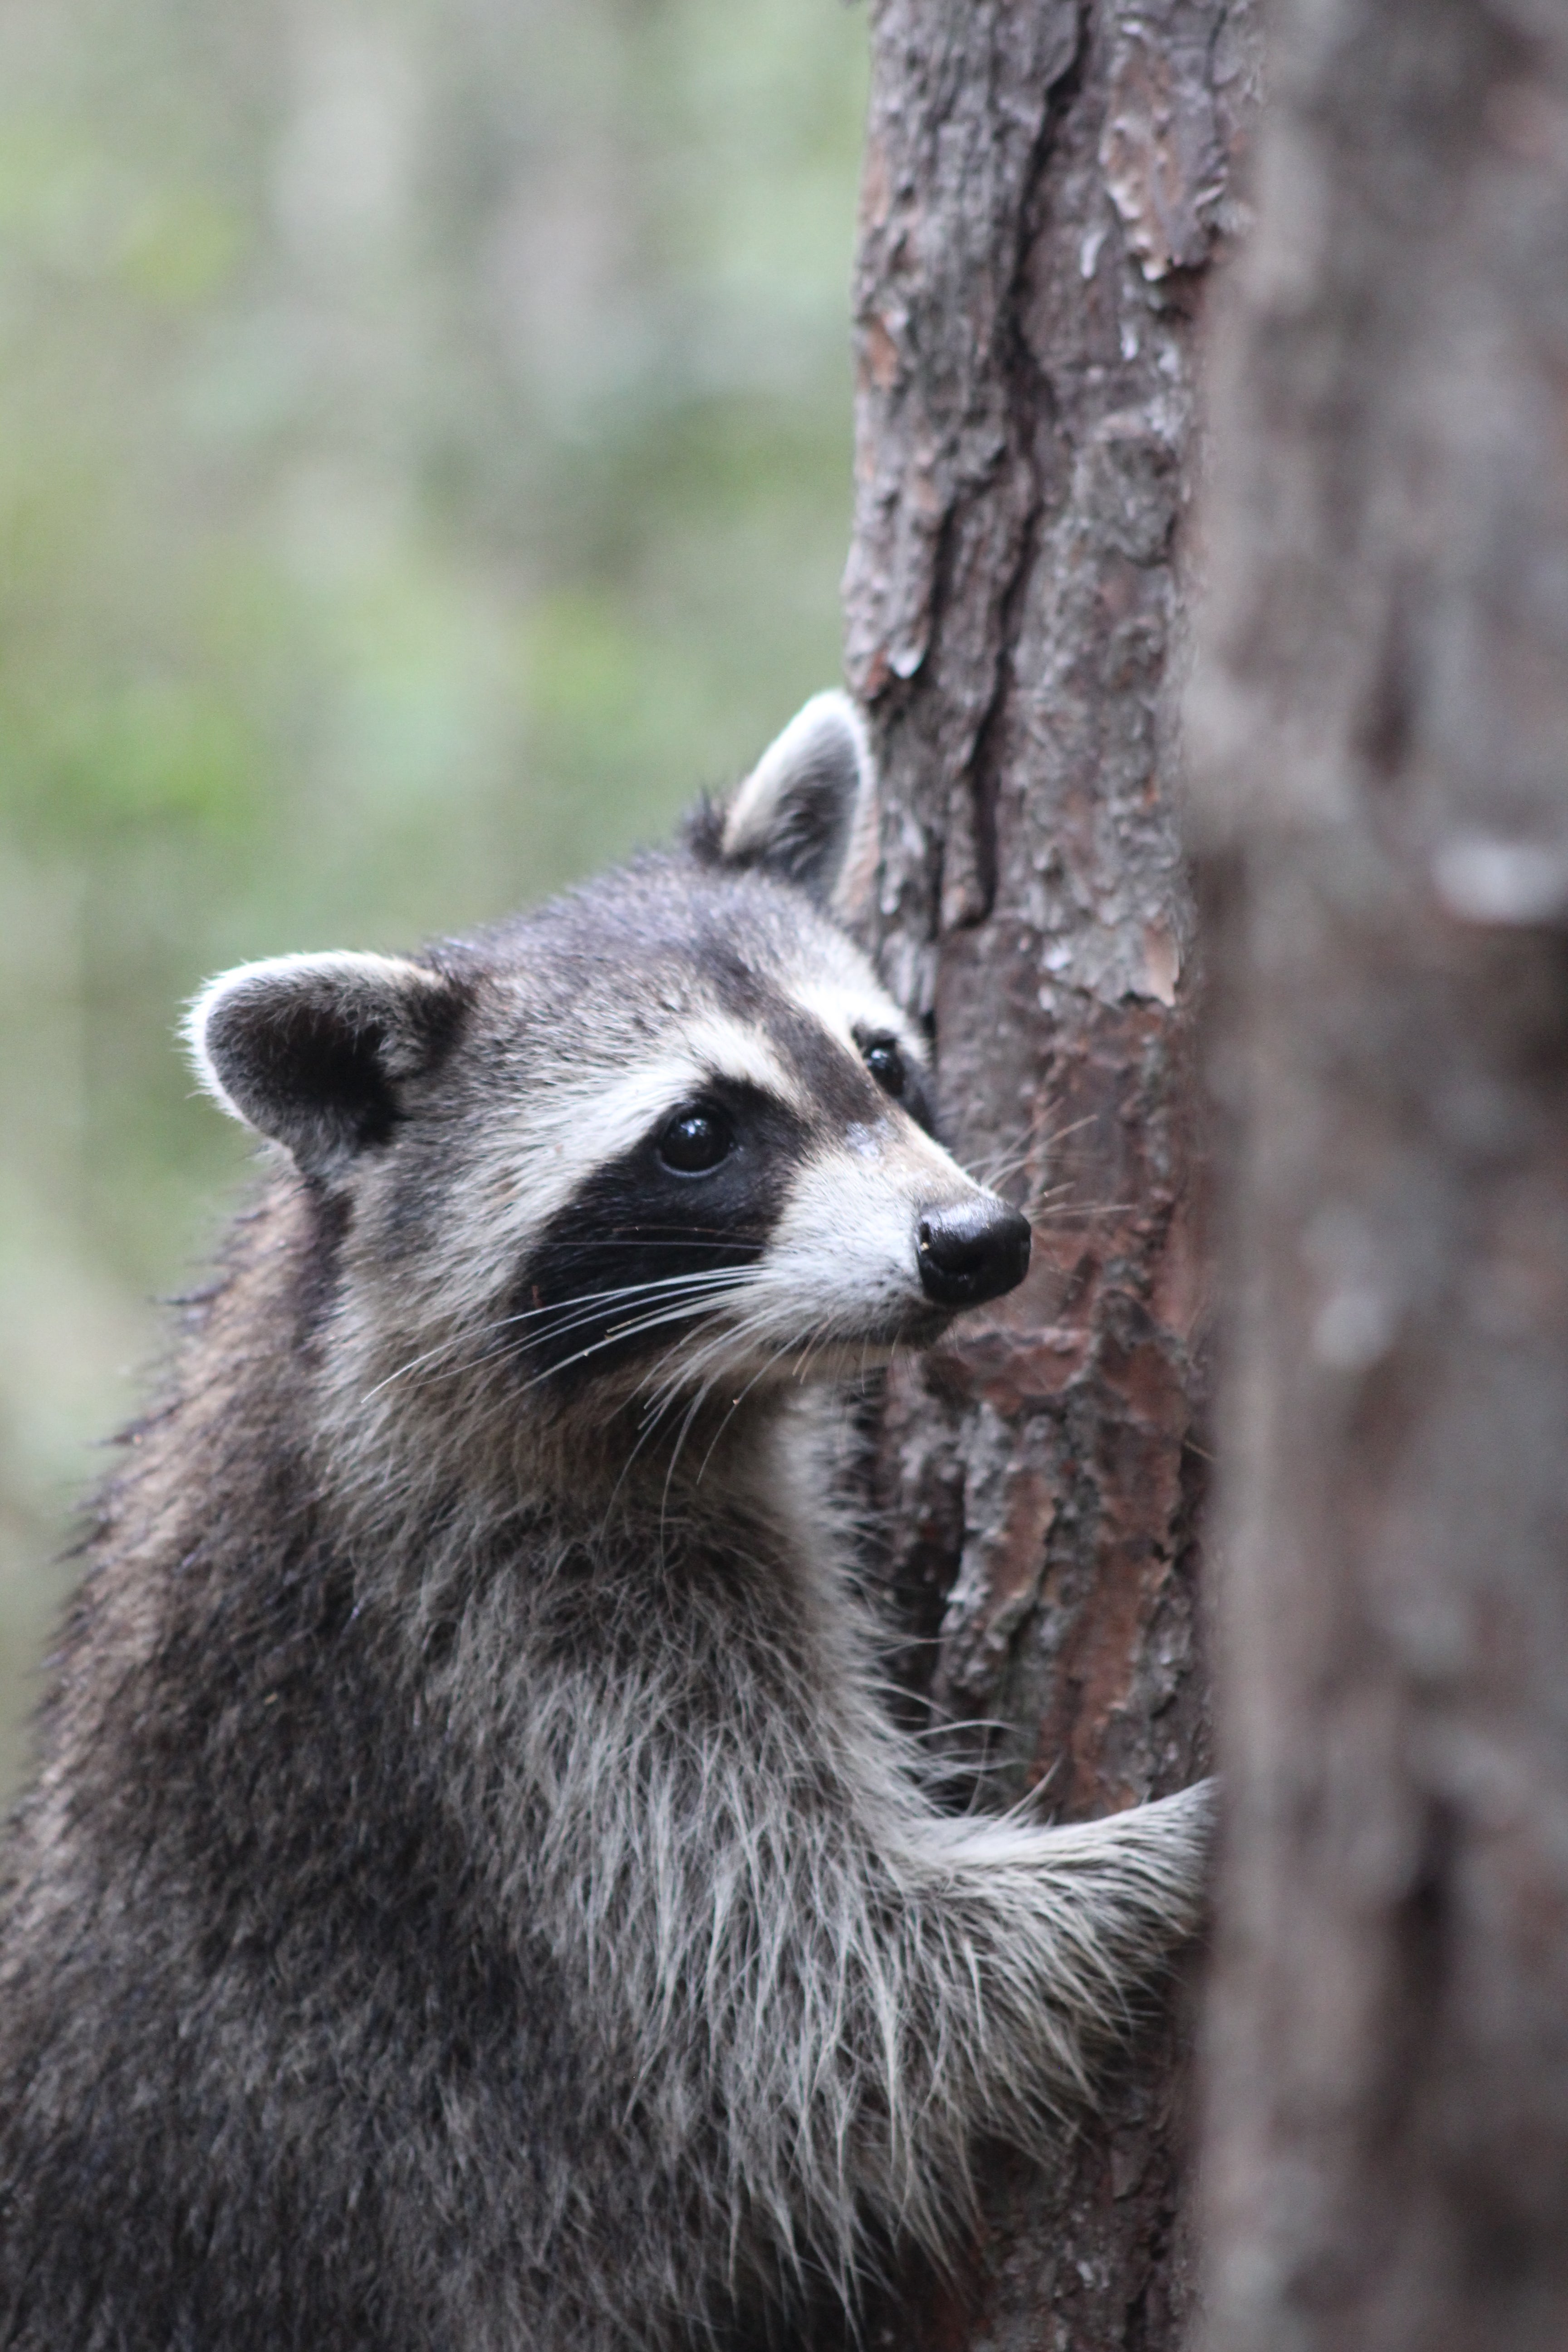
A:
[[0, 0, 868, 1787]]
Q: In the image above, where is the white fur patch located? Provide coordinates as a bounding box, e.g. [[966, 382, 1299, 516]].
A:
[[755, 1134, 973, 1333], [784, 975, 930, 1074]]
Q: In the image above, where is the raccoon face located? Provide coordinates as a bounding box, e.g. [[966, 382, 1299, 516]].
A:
[[187, 694, 1030, 1416]]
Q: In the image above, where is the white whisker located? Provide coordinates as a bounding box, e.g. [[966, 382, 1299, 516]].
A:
[[362, 1269, 760, 1403]]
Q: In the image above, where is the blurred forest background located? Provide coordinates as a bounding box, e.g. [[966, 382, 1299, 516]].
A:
[[0, 0, 868, 1787]]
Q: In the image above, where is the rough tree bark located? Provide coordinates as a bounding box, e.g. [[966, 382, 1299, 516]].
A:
[[1188, 4, 1568, 2348], [840, 3, 1257, 2343]]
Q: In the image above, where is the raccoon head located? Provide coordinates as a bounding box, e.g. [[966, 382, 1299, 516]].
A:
[[187, 693, 1029, 1439]]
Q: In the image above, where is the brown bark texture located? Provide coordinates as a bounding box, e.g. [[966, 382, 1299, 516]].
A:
[[1188, 3, 1568, 2348], [840, 3, 1258, 2344]]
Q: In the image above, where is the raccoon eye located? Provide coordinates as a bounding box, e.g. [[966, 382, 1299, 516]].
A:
[[658, 1104, 734, 1175], [862, 1037, 906, 1099]]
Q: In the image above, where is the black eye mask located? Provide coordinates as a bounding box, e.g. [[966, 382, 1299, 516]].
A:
[[509, 1081, 810, 1390]]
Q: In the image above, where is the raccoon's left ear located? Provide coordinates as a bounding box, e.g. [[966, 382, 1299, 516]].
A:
[[186, 951, 468, 1181], [717, 690, 876, 917]]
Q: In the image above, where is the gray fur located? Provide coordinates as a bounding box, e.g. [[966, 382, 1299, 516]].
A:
[[0, 696, 1210, 2350]]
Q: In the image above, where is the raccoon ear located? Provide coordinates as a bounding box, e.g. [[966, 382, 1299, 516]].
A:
[[718, 690, 876, 914], [186, 952, 466, 1179]]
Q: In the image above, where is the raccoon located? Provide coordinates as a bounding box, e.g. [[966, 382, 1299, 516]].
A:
[[0, 693, 1210, 2351]]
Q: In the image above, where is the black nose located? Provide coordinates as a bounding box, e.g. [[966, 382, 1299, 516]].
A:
[[916, 1200, 1032, 1310]]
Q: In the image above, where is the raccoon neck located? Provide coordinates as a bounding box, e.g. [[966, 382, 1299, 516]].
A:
[[382, 1382, 862, 1685], [78, 1189, 882, 1797]]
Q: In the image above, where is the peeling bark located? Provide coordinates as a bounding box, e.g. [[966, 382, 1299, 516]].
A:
[[1188, 4, 1568, 2349], [841, 2, 1259, 2343]]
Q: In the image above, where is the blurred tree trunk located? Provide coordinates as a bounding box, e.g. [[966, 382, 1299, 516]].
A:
[[1187, 3, 1568, 2349], [841, 2, 1258, 2344]]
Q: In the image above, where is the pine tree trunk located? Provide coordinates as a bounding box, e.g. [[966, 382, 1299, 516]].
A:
[[1188, 3, 1568, 2347], [841, 2, 1258, 2342]]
